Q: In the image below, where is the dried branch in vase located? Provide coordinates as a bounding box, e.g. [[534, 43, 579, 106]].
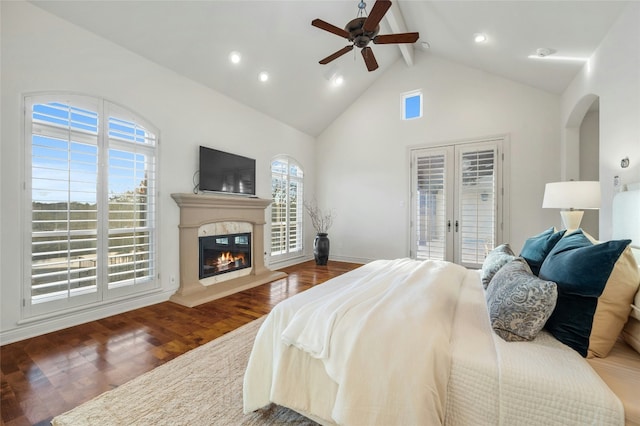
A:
[[303, 200, 334, 234]]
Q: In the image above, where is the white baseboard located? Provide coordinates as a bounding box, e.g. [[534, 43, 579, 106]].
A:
[[268, 255, 314, 270], [328, 254, 370, 265], [0, 290, 174, 345], [269, 255, 368, 270]]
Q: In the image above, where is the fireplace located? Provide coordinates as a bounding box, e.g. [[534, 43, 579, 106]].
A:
[[170, 193, 287, 307], [199, 232, 251, 279]]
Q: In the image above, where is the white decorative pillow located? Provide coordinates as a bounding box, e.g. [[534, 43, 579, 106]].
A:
[[481, 244, 515, 289], [485, 258, 558, 342]]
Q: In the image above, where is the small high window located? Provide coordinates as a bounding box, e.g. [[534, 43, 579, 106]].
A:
[[402, 90, 423, 120]]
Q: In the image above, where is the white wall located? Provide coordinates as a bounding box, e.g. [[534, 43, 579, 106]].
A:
[[316, 54, 561, 262], [0, 1, 316, 343], [561, 2, 640, 241], [579, 110, 600, 238]]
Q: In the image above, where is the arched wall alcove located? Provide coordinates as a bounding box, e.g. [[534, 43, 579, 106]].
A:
[[562, 93, 600, 238]]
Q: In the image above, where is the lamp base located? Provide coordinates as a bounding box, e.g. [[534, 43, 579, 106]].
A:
[[560, 210, 584, 232]]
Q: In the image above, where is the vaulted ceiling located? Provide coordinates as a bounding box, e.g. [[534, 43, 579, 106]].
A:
[[30, 1, 629, 136]]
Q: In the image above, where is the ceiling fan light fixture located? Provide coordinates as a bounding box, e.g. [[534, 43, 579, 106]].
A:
[[229, 51, 241, 64], [331, 74, 344, 87], [258, 71, 269, 82], [311, 0, 418, 72]]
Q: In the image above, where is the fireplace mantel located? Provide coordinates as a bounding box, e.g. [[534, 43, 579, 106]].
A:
[[170, 193, 287, 307], [171, 192, 272, 212]]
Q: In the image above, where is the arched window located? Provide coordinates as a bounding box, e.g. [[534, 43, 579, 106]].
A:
[[271, 156, 304, 258], [24, 93, 159, 317]]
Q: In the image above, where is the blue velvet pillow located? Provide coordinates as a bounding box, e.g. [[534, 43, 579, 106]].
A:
[[538, 230, 631, 357], [519, 227, 565, 275]]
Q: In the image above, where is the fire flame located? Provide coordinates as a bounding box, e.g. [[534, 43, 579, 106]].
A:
[[216, 252, 246, 267]]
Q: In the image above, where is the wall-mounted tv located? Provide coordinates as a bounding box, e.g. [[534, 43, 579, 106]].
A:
[[199, 146, 256, 196]]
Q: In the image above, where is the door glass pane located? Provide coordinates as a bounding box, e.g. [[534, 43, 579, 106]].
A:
[[459, 148, 496, 266], [415, 153, 446, 260]]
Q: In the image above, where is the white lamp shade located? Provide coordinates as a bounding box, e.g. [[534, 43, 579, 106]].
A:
[[542, 181, 601, 210]]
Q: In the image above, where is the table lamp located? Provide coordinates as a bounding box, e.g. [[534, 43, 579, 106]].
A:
[[542, 181, 601, 231]]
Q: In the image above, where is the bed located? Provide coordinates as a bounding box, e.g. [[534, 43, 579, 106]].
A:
[[243, 187, 640, 425]]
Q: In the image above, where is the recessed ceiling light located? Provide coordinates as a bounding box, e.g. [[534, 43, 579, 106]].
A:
[[473, 33, 487, 43], [229, 51, 241, 64], [258, 71, 269, 82]]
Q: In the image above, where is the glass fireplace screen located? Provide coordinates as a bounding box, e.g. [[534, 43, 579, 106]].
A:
[[199, 232, 251, 279]]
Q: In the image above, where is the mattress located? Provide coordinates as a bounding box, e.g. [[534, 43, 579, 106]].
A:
[[588, 338, 640, 426]]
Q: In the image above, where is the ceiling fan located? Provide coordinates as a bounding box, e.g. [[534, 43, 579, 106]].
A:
[[312, 0, 419, 72]]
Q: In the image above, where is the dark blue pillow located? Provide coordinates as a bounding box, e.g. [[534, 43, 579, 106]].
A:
[[519, 227, 565, 275], [538, 230, 631, 357]]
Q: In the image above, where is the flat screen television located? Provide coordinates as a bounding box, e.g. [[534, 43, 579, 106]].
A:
[[199, 146, 256, 196]]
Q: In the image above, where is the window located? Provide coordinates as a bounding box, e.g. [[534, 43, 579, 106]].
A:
[[402, 90, 423, 120], [410, 138, 506, 268], [271, 156, 303, 258], [25, 94, 158, 317]]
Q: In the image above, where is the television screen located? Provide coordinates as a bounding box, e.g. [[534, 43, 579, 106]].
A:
[[199, 146, 256, 196]]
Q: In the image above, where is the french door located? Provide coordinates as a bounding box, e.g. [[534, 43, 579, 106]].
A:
[[410, 138, 506, 268]]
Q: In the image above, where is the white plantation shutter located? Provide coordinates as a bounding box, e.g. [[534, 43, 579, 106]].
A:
[[25, 94, 158, 317], [413, 149, 450, 261], [271, 157, 303, 258], [105, 105, 157, 293], [457, 145, 497, 266], [411, 139, 504, 268], [30, 100, 100, 307]]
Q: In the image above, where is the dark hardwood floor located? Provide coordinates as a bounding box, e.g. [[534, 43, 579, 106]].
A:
[[0, 260, 360, 426]]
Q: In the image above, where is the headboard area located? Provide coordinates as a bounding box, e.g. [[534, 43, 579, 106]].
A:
[[612, 183, 640, 339], [612, 183, 640, 263]]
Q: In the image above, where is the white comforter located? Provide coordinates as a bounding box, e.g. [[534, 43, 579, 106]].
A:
[[243, 258, 625, 426], [281, 259, 466, 425]]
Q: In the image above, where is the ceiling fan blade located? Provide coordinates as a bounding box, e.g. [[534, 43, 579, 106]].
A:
[[363, 0, 392, 33], [319, 45, 354, 65], [361, 47, 379, 72], [312, 18, 350, 39], [373, 32, 420, 44]]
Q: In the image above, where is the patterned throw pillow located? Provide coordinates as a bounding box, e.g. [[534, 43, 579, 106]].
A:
[[486, 258, 558, 342], [481, 244, 516, 289], [519, 227, 566, 276], [539, 230, 633, 357]]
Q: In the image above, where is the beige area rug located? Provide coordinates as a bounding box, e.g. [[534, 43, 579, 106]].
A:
[[51, 316, 318, 425]]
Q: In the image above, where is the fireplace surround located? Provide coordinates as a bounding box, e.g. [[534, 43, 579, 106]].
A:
[[170, 193, 287, 307]]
